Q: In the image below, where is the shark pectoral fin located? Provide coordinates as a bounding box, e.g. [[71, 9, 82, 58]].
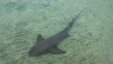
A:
[[36, 34, 45, 43], [48, 47, 66, 54]]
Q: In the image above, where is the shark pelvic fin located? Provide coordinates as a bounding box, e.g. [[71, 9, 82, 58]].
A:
[[48, 46, 66, 54], [36, 34, 45, 43]]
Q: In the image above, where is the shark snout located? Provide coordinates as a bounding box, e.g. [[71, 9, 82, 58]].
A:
[[29, 50, 38, 56], [28, 46, 46, 56]]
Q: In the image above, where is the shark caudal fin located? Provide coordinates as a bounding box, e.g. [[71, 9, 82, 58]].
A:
[[67, 9, 84, 31], [61, 9, 84, 34]]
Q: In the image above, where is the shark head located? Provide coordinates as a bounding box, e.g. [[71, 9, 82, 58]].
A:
[[29, 34, 66, 57], [29, 44, 46, 56]]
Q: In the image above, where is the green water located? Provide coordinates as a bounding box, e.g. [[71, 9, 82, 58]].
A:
[[0, 0, 113, 64]]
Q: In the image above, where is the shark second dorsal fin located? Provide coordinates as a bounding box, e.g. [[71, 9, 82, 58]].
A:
[[36, 34, 45, 43], [48, 46, 66, 54]]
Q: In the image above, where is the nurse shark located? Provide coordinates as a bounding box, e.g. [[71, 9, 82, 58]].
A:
[[29, 10, 83, 56]]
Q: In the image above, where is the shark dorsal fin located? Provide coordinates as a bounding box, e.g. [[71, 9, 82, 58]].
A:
[[48, 46, 66, 54], [36, 34, 45, 43]]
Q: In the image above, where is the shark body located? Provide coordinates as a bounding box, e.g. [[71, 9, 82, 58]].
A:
[[29, 10, 83, 56]]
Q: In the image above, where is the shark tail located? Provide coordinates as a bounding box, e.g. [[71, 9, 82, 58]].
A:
[[67, 9, 84, 32]]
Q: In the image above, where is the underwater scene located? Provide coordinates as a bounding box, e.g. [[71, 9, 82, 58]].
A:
[[0, 0, 113, 64]]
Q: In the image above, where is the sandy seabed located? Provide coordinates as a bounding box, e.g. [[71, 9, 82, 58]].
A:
[[0, 0, 113, 64]]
